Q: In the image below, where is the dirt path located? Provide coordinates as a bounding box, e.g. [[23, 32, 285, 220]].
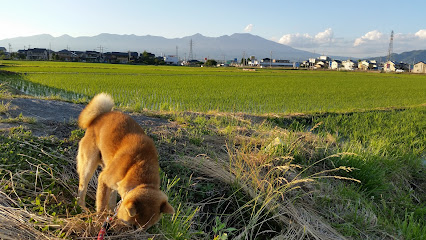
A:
[[1, 97, 170, 138]]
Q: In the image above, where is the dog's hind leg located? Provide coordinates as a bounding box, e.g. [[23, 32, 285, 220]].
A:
[[76, 133, 101, 208]]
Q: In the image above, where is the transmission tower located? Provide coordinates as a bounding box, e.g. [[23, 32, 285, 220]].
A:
[[188, 39, 194, 60], [387, 30, 394, 62]]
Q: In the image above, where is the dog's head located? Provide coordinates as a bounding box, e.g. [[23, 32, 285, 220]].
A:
[[116, 187, 174, 229]]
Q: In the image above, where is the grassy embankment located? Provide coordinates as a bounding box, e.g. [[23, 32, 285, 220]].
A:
[[0, 61, 425, 239]]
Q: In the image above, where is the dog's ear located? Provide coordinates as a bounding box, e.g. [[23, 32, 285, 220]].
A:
[[160, 201, 174, 214], [125, 201, 137, 217]]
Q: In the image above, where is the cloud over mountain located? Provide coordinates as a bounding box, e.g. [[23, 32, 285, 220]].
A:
[[244, 24, 254, 33], [275, 28, 426, 58], [354, 30, 384, 46], [415, 29, 426, 39], [278, 28, 334, 48]]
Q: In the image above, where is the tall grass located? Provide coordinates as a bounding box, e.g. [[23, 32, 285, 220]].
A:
[[274, 107, 426, 239]]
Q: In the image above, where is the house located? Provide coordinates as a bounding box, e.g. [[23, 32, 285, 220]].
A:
[[0, 47, 6, 53], [83, 51, 100, 62], [57, 49, 72, 61], [383, 61, 409, 72], [248, 58, 259, 66], [342, 60, 357, 70], [383, 61, 396, 72], [412, 61, 426, 73], [27, 48, 48, 60], [370, 60, 378, 70], [314, 61, 327, 69], [330, 60, 342, 70], [56, 49, 79, 61], [104, 52, 137, 64], [358, 60, 374, 71]]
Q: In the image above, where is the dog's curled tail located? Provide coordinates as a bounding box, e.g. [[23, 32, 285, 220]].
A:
[[78, 93, 114, 129]]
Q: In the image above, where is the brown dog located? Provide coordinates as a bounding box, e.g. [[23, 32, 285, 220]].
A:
[[76, 93, 174, 229]]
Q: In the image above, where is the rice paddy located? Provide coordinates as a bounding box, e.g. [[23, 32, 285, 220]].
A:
[[1, 61, 425, 114]]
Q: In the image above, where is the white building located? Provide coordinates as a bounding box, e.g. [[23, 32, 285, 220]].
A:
[[319, 55, 330, 61], [342, 60, 357, 70], [358, 60, 372, 71], [164, 55, 179, 65], [330, 60, 342, 70], [260, 59, 295, 68], [383, 61, 408, 72], [413, 61, 426, 73]]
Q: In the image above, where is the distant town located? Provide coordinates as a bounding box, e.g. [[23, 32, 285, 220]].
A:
[[0, 46, 425, 74]]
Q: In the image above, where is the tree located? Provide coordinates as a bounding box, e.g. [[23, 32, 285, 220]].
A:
[[204, 59, 217, 67], [138, 51, 166, 65]]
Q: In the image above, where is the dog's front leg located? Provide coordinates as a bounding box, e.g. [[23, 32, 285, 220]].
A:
[[96, 172, 113, 213], [108, 190, 118, 211]]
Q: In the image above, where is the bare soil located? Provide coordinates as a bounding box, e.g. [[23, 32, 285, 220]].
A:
[[1, 97, 170, 139]]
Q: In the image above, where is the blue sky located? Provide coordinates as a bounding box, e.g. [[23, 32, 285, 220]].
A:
[[2, 0, 426, 57]]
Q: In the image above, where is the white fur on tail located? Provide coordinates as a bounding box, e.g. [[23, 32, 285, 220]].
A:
[[78, 93, 114, 129]]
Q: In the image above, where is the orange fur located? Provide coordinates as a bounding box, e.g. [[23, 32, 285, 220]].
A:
[[76, 93, 174, 229]]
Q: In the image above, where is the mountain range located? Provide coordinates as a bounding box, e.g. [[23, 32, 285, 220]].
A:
[[369, 50, 426, 64], [1, 33, 425, 62], [0, 33, 319, 61]]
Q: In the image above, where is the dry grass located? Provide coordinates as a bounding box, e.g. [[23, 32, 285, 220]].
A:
[[181, 138, 358, 240], [0, 136, 159, 239], [0, 192, 54, 240], [0, 190, 155, 239]]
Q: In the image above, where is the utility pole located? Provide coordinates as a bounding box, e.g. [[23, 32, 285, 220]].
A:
[[97, 45, 106, 62], [8, 43, 12, 58], [176, 46, 178, 60], [188, 39, 193, 61], [270, 51, 272, 68]]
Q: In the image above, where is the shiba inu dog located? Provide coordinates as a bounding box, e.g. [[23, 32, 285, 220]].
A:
[[76, 93, 174, 229]]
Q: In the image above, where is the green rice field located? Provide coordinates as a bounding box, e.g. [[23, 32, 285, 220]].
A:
[[1, 60, 425, 114], [1, 60, 425, 239]]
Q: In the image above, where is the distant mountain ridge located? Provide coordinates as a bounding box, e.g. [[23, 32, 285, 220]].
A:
[[0, 33, 319, 61], [369, 50, 426, 63]]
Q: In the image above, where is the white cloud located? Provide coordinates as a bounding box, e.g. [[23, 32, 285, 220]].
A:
[[278, 28, 334, 48], [279, 33, 312, 46], [315, 28, 334, 43], [415, 29, 426, 39], [353, 30, 383, 46], [276, 28, 426, 58], [244, 24, 253, 33]]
